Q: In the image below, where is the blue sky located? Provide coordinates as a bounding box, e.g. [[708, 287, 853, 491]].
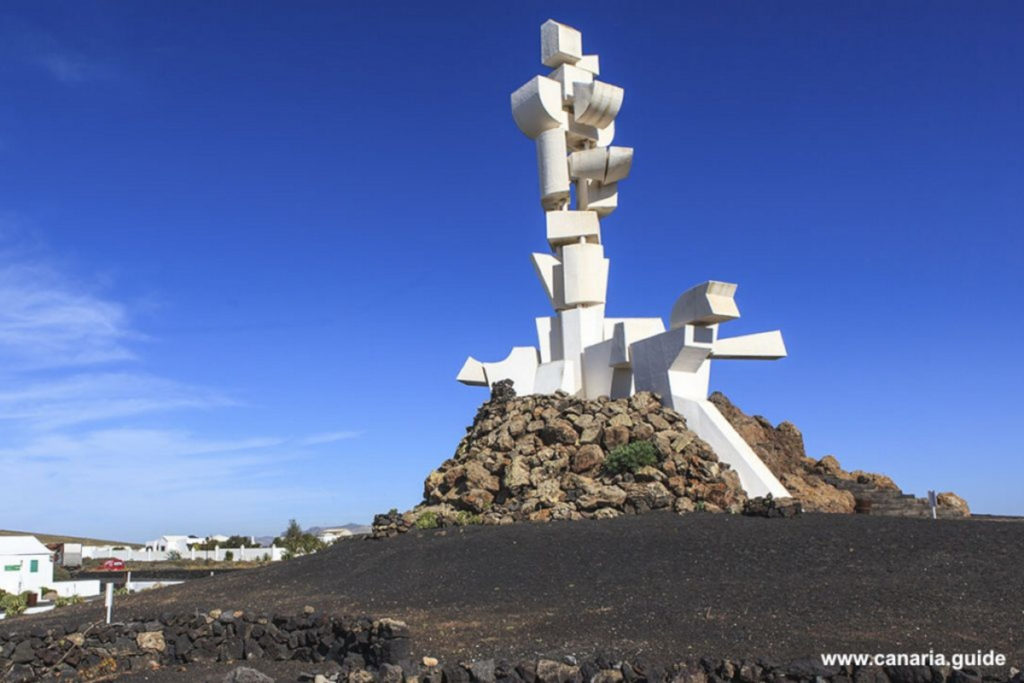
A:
[[0, 1, 1021, 541]]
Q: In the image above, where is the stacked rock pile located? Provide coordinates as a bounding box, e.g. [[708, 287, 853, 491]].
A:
[[373, 389, 747, 537]]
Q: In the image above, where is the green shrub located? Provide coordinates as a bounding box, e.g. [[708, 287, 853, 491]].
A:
[[1, 592, 28, 617], [454, 511, 482, 526], [414, 511, 439, 529], [166, 550, 182, 561], [55, 595, 84, 608], [603, 441, 661, 475], [224, 550, 234, 561], [54, 566, 72, 581]]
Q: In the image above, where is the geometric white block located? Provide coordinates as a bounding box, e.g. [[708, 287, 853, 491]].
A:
[[535, 127, 570, 210], [480, 346, 540, 395], [531, 253, 566, 311], [568, 146, 633, 183], [535, 316, 563, 363], [548, 63, 594, 102], [712, 330, 787, 360], [456, 356, 487, 386], [561, 242, 608, 307], [629, 324, 715, 402], [581, 338, 614, 399], [609, 318, 667, 368], [567, 147, 609, 180], [576, 54, 600, 75], [534, 359, 580, 394], [669, 281, 741, 328], [546, 210, 601, 247], [567, 117, 615, 149], [573, 81, 624, 129], [511, 75, 568, 139], [604, 146, 634, 183], [578, 179, 618, 217], [541, 19, 583, 68], [559, 304, 606, 363], [582, 339, 636, 400]]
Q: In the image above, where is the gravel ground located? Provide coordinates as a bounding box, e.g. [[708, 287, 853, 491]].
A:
[[5, 512, 1022, 671]]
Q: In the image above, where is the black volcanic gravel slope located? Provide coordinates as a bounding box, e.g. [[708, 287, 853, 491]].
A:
[[5, 513, 1022, 666]]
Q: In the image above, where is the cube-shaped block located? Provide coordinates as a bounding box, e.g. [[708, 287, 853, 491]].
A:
[[670, 281, 740, 328], [541, 20, 583, 68], [576, 54, 600, 75], [548, 63, 594, 102], [546, 210, 600, 247], [561, 242, 608, 307]]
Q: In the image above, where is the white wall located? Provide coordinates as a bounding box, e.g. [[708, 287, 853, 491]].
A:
[[51, 580, 101, 598], [82, 545, 284, 563], [0, 553, 54, 595]]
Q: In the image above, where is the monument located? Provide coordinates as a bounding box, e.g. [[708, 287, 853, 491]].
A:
[[457, 20, 789, 499]]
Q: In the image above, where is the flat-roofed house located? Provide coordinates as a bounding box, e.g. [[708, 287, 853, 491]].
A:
[[0, 536, 53, 595]]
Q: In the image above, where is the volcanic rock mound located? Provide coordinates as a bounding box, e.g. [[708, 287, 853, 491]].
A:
[[373, 390, 747, 536], [710, 392, 970, 517]]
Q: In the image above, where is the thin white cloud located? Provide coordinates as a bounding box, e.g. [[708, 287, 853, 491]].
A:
[[0, 426, 352, 536], [0, 229, 361, 538], [0, 372, 234, 429], [0, 261, 136, 370], [35, 52, 113, 84], [299, 430, 362, 446]]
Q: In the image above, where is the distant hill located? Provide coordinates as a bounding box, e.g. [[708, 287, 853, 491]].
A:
[[306, 524, 371, 536], [0, 529, 142, 548]]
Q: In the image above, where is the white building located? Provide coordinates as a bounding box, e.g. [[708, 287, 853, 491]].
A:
[[0, 536, 54, 596], [144, 535, 203, 554], [316, 528, 353, 544]]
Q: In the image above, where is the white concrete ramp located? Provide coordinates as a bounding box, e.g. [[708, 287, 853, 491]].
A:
[[672, 397, 789, 499]]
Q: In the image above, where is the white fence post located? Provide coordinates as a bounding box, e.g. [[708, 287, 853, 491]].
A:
[[104, 582, 114, 624]]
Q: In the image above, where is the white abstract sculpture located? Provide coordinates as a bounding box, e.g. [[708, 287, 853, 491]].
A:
[[458, 20, 789, 499]]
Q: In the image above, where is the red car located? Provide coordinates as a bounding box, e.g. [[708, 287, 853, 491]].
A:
[[98, 558, 126, 571]]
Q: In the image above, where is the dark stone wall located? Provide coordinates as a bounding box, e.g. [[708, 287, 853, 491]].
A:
[[0, 610, 408, 681]]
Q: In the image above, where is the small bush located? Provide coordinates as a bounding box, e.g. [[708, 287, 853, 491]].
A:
[[55, 595, 84, 608], [166, 550, 182, 561], [1, 592, 28, 617], [454, 510, 482, 526], [224, 550, 234, 561], [414, 511, 439, 529], [603, 441, 661, 475], [54, 566, 72, 581]]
